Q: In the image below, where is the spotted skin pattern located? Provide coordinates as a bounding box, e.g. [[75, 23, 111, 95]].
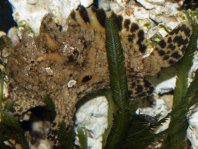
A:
[[71, 5, 192, 99], [18, 6, 192, 146], [153, 23, 191, 67], [128, 77, 154, 99]]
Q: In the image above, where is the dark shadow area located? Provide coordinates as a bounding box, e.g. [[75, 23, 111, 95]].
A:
[[0, 0, 17, 33], [183, 0, 198, 10]]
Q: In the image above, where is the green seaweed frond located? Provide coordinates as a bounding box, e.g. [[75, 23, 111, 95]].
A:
[[104, 15, 132, 149], [173, 9, 198, 108], [102, 91, 117, 147], [105, 15, 128, 110], [57, 121, 75, 149], [162, 9, 198, 149], [43, 94, 56, 121], [4, 100, 14, 112], [0, 36, 29, 149], [0, 111, 29, 149], [186, 69, 198, 109], [103, 14, 162, 149], [77, 128, 88, 149]]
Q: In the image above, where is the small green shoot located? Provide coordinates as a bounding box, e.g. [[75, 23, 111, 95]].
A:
[[77, 128, 88, 149]]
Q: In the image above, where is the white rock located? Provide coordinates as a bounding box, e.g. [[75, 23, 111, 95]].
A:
[[37, 140, 52, 149], [136, 0, 155, 9], [45, 67, 53, 76], [7, 27, 20, 46], [154, 76, 176, 94], [80, 0, 93, 7], [9, 0, 50, 36], [188, 51, 198, 85], [67, 80, 77, 88], [98, 0, 127, 12], [147, 0, 165, 4], [32, 121, 44, 132], [187, 110, 198, 149], [9, 0, 93, 36], [75, 96, 108, 149], [27, 0, 38, 5], [0, 31, 6, 37], [136, 0, 184, 10], [187, 42, 198, 149], [31, 139, 52, 149], [137, 98, 170, 133], [0, 65, 9, 99], [48, 0, 80, 30]]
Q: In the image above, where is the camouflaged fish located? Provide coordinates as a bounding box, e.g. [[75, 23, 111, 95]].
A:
[[70, 5, 192, 98], [5, 4, 192, 146]]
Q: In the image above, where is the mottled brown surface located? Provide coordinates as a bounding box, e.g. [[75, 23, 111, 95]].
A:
[[5, 10, 192, 146], [6, 15, 110, 127], [6, 12, 192, 124], [6, 15, 155, 127]]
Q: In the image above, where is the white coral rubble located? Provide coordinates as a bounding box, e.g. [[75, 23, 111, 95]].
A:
[[75, 96, 108, 149], [9, 0, 93, 36]]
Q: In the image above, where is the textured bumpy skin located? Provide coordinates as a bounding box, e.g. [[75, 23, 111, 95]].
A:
[[71, 5, 192, 99], [128, 77, 154, 99], [6, 5, 192, 146]]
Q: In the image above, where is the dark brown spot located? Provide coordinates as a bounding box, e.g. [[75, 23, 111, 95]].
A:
[[124, 19, 130, 30], [68, 55, 75, 62], [58, 25, 62, 32], [173, 36, 184, 47], [128, 34, 134, 42], [131, 82, 136, 88], [163, 55, 169, 60], [79, 6, 90, 23], [170, 27, 180, 35], [167, 37, 172, 43], [73, 50, 80, 56], [115, 15, 123, 31], [52, 130, 58, 135], [159, 40, 166, 48], [167, 44, 176, 50], [128, 90, 133, 96], [183, 38, 189, 45], [52, 122, 56, 127], [144, 80, 151, 88], [91, 6, 97, 12], [171, 52, 181, 59], [180, 24, 186, 30], [82, 75, 92, 83], [184, 28, 191, 36], [71, 11, 76, 20], [136, 85, 143, 93], [130, 23, 139, 32], [148, 87, 154, 94], [181, 24, 191, 36], [158, 50, 166, 56], [169, 59, 176, 65], [138, 30, 144, 40], [137, 39, 141, 45], [139, 44, 146, 53], [95, 9, 106, 27]]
